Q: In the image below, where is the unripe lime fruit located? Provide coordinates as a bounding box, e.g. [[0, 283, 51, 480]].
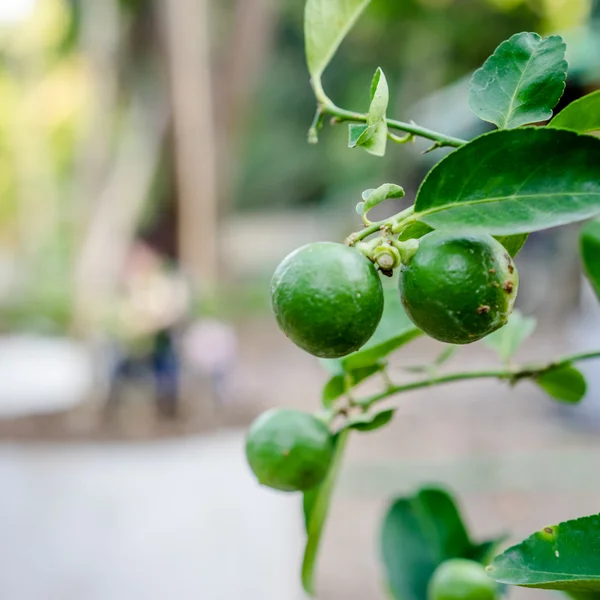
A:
[[245, 408, 334, 492], [399, 231, 518, 344], [271, 242, 384, 358], [428, 559, 497, 600]]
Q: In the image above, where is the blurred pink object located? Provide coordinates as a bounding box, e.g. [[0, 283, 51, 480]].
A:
[[182, 318, 238, 403]]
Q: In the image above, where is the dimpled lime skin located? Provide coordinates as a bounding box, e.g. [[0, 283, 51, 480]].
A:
[[399, 231, 518, 344], [428, 559, 497, 600], [245, 408, 334, 492], [271, 242, 384, 358]]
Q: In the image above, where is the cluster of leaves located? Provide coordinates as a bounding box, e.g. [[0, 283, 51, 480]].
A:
[[297, 0, 600, 596], [381, 487, 504, 600]]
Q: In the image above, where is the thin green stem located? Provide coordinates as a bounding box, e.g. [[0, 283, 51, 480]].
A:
[[310, 77, 466, 149], [357, 369, 508, 408], [327, 104, 467, 148], [356, 349, 600, 409], [346, 206, 415, 245]]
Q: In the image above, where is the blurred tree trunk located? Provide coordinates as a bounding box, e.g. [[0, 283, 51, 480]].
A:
[[73, 88, 167, 332], [216, 0, 276, 208], [159, 0, 219, 287], [73, 0, 124, 226]]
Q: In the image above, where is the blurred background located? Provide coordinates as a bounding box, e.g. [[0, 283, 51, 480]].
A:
[[0, 0, 599, 598]]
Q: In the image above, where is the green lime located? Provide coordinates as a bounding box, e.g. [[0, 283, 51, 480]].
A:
[[245, 408, 334, 492], [428, 559, 497, 600], [399, 231, 518, 344], [271, 242, 384, 358]]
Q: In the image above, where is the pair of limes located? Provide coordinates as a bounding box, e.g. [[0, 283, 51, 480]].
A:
[[270, 231, 518, 356]]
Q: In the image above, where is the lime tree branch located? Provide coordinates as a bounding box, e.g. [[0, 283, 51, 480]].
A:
[[311, 78, 467, 149], [355, 349, 600, 409]]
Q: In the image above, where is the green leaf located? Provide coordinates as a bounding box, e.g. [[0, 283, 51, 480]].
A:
[[488, 514, 600, 591], [342, 329, 422, 371], [397, 222, 433, 242], [319, 357, 344, 376], [322, 364, 381, 407], [356, 183, 405, 220], [381, 488, 474, 600], [302, 430, 349, 596], [344, 407, 395, 432], [482, 310, 537, 362], [320, 292, 418, 407], [348, 121, 388, 156], [580, 218, 600, 302], [367, 68, 389, 125], [433, 345, 458, 368], [469, 538, 508, 566], [468, 32, 567, 129], [414, 128, 600, 235], [495, 234, 529, 258], [304, 0, 372, 79], [536, 364, 587, 404], [348, 123, 369, 147], [348, 68, 389, 157], [551, 90, 600, 134]]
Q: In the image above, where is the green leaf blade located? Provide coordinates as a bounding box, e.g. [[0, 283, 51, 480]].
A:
[[305, 0, 372, 79], [342, 329, 422, 371], [469, 32, 567, 129], [580, 218, 600, 302], [302, 431, 349, 596], [414, 128, 600, 235], [551, 90, 600, 134], [495, 234, 529, 258], [345, 407, 395, 432], [488, 514, 600, 591], [536, 364, 586, 404], [482, 310, 537, 363], [321, 364, 381, 407], [382, 488, 474, 600]]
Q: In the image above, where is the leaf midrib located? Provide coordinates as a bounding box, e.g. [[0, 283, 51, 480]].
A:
[[495, 566, 600, 581], [503, 37, 539, 127], [416, 191, 600, 220]]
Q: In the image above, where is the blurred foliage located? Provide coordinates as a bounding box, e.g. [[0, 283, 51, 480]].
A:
[[234, 0, 545, 211], [0, 0, 597, 333]]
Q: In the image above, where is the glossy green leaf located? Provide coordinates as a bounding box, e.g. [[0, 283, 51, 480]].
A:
[[322, 364, 381, 407], [580, 218, 600, 301], [468, 32, 567, 129], [342, 329, 422, 371], [356, 183, 405, 219], [488, 514, 600, 591], [483, 310, 537, 362], [397, 222, 433, 242], [382, 488, 474, 600], [551, 90, 600, 134], [304, 0, 372, 78], [536, 364, 586, 404], [414, 128, 600, 235], [302, 430, 349, 596], [344, 407, 395, 432], [495, 233, 529, 258]]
